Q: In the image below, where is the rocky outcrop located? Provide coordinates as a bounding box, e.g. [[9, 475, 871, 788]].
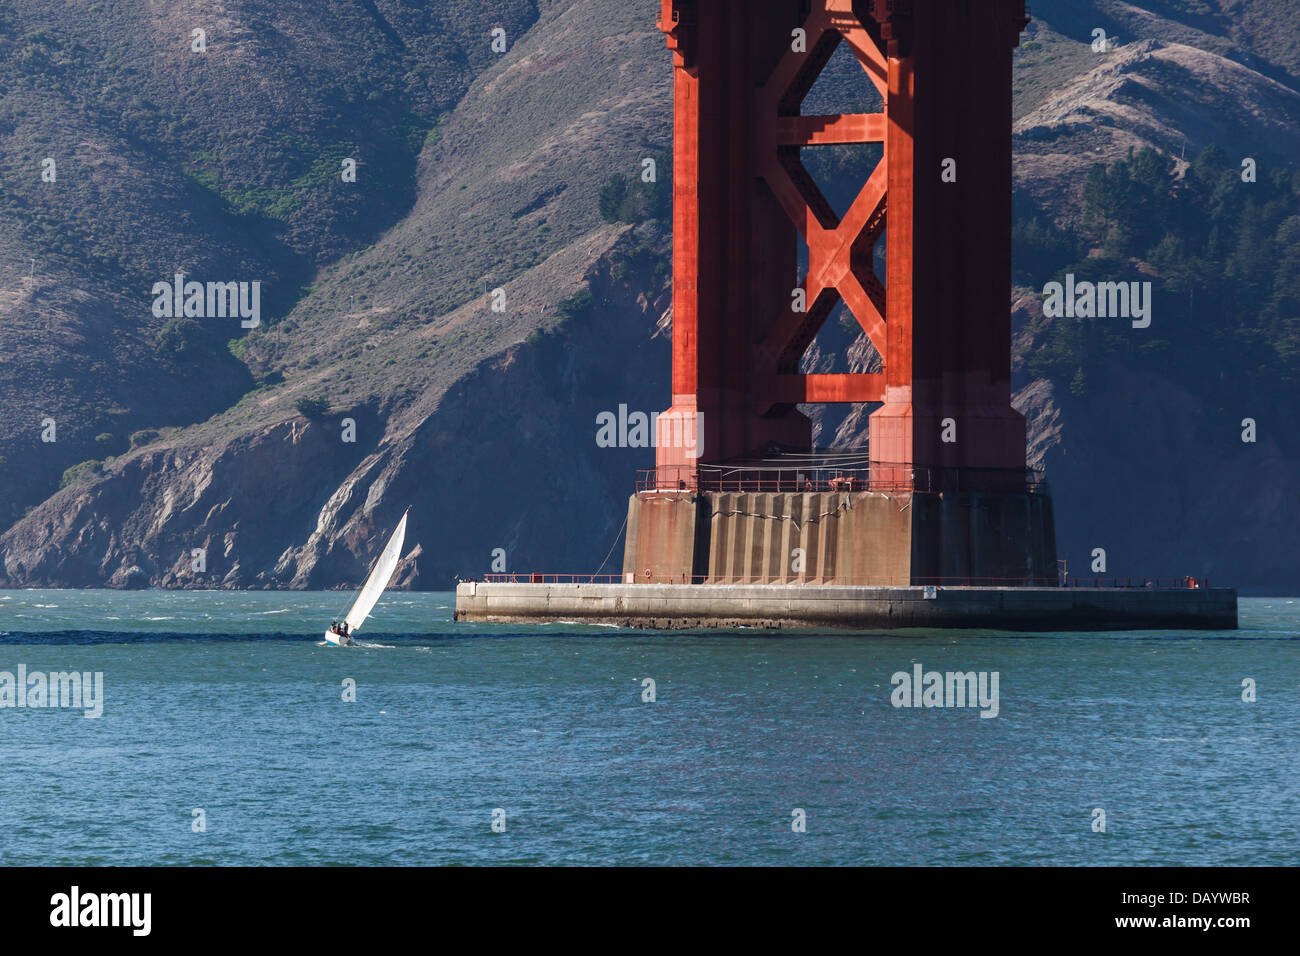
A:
[[3, 417, 367, 588], [0, 231, 671, 589]]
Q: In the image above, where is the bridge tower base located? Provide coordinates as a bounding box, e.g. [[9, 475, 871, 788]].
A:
[[623, 488, 1057, 587]]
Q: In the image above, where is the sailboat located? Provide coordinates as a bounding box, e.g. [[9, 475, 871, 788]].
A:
[[325, 509, 409, 646]]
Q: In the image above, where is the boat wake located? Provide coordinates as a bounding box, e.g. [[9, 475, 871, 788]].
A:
[[316, 639, 396, 649]]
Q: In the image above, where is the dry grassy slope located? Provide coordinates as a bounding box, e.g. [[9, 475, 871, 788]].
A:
[[1030, 0, 1300, 88], [1014, 38, 1300, 216], [1, 0, 672, 588], [0, 0, 537, 523], [249, 0, 671, 417], [1013, 0, 1300, 216]]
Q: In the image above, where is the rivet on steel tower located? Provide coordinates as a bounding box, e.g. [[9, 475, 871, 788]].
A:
[[624, 0, 1058, 586]]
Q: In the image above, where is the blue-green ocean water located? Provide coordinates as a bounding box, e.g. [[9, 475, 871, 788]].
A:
[[0, 590, 1295, 866]]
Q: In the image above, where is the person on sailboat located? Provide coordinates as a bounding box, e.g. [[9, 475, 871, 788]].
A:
[[324, 508, 408, 647]]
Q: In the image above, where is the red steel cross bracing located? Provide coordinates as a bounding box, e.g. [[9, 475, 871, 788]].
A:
[[756, 0, 888, 408], [654, 0, 1029, 486]]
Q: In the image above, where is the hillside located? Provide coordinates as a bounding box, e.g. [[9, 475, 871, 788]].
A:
[[1, 0, 672, 589], [0, 0, 541, 522], [1, 0, 1298, 593]]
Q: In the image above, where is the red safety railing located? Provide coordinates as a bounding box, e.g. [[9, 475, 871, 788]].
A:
[[637, 463, 1049, 495], [480, 573, 1211, 589]]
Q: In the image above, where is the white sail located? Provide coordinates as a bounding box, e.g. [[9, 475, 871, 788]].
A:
[[343, 510, 408, 633]]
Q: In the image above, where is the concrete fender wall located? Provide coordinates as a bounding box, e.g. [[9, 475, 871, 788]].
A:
[[454, 582, 1238, 631]]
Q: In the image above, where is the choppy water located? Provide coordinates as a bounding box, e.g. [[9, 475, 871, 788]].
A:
[[0, 589, 1296, 865]]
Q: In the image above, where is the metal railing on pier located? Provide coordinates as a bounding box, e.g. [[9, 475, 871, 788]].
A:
[[479, 573, 1210, 589]]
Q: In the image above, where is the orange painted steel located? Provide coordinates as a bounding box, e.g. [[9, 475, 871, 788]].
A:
[[656, 0, 1030, 490]]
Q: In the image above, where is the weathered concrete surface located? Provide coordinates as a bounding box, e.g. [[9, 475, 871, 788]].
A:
[[454, 582, 1237, 631], [622, 489, 1058, 585], [623, 492, 702, 583]]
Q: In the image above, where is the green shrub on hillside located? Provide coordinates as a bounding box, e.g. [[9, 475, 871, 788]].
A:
[[154, 317, 204, 358], [295, 396, 331, 418], [556, 288, 593, 325], [60, 460, 103, 489], [598, 150, 671, 225]]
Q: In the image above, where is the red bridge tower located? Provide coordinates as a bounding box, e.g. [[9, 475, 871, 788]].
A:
[[627, 0, 1056, 587]]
